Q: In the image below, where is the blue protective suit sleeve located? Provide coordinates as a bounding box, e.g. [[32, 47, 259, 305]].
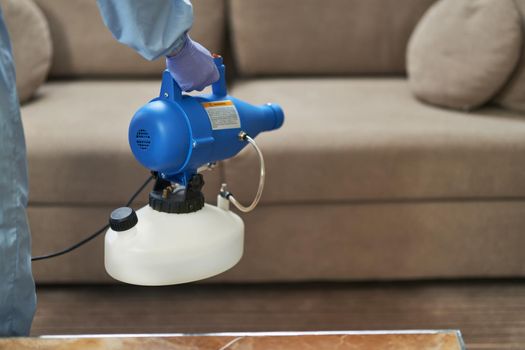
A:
[[96, 0, 193, 61], [0, 8, 37, 337]]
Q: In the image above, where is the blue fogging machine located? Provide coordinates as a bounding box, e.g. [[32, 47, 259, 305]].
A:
[[104, 55, 284, 285], [130, 56, 283, 186]]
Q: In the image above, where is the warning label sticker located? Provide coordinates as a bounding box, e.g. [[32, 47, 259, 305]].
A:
[[202, 100, 241, 130]]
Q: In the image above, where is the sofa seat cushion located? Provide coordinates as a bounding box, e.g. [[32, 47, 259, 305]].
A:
[[227, 78, 525, 204], [21, 80, 222, 205]]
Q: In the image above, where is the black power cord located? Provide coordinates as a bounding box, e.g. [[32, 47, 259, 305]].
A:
[[31, 175, 154, 262]]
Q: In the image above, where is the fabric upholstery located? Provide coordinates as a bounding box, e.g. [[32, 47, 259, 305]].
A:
[[226, 78, 525, 204], [0, 0, 51, 103], [33, 0, 225, 77], [30, 201, 525, 283], [229, 0, 436, 76], [497, 0, 525, 112], [21, 81, 222, 205], [23, 78, 525, 207], [23, 0, 525, 285], [407, 0, 523, 110]]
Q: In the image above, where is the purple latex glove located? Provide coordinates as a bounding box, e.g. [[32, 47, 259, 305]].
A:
[[166, 35, 220, 92]]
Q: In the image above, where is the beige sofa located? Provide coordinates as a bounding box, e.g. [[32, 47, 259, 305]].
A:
[[21, 0, 525, 284]]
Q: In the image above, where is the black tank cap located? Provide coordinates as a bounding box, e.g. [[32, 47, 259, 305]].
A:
[[109, 207, 138, 232]]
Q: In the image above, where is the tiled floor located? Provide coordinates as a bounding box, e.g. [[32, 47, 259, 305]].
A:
[[32, 280, 525, 349]]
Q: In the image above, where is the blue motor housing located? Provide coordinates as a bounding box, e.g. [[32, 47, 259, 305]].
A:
[[129, 56, 284, 185]]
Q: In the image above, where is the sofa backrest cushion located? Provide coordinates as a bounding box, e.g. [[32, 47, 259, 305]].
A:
[[497, 0, 525, 112], [1, 0, 52, 103], [407, 0, 523, 110], [33, 0, 225, 78], [229, 0, 436, 76]]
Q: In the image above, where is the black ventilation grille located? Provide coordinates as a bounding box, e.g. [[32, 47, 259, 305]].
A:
[[136, 129, 151, 150]]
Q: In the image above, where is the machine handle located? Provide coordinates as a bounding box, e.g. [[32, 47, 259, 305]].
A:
[[159, 54, 227, 100], [159, 70, 182, 101], [211, 54, 227, 97]]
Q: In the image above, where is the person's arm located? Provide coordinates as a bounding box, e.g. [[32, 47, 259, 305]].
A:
[[97, 0, 218, 91], [97, 0, 192, 60]]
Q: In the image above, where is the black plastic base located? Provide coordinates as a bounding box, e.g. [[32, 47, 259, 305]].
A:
[[149, 174, 205, 214]]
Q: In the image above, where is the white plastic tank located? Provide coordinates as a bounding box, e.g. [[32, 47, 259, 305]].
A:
[[104, 201, 244, 286]]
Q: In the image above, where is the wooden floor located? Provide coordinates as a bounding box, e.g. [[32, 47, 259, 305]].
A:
[[32, 280, 525, 349]]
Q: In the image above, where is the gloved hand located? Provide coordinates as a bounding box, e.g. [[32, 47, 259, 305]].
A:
[[166, 34, 220, 92]]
